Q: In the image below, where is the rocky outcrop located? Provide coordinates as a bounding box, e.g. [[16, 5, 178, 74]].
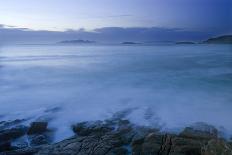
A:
[[0, 120, 52, 153], [0, 126, 28, 142], [27, 122, 48, 135], [1, 119, 232, 155]]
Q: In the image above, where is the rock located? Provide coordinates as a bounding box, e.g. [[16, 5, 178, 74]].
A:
[[72, 121, 113, 136], [106, 147, 128, 155], [171, 137, 202, 155], [1, 119, 231, 155], [202, 138, 232, 155], [36, 133, 125, 155], [30, 135, 49, 146], [0, 141, 11, 152], [11, 135, 29, 149], [179, 123, 218, 141], [27, 122, 48, 135], [0, 146, 42, 155], [132, 133, 165, 155], [0, 126, 27, 142], [0, 119, 25, 130]]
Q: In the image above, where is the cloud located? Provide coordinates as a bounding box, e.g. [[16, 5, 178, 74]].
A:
[[0, 24, 231, 44]]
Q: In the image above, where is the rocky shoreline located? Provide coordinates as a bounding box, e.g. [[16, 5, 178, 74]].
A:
[[1, 117, 232, 155]]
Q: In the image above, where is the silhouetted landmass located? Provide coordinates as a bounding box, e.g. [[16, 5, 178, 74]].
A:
[[121, 42, 141, 45], [59, 39, 96, 44], [204, 35, 232, 44], [176, 41, 195, 44]]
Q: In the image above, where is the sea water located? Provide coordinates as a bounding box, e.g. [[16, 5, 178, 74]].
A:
[[0, 44, 231, 141]]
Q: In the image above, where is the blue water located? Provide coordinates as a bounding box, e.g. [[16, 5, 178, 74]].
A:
[[0, 44, 232, 140]]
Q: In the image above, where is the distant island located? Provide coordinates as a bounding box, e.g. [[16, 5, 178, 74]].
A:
[[56, 35, 232, 45], [58, 39, 96, 44], [176, 41, 196, 44], [121, 42, 141, 45], [175, 35, 232, 45], [203, 35, 232, 44]]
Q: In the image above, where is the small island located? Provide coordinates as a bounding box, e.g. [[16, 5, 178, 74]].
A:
[[121, 41, 141, 45], [176, 41, 196, 44], [58, 39, 96, 44]]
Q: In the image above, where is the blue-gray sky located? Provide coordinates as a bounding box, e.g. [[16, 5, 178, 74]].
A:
[[1, 0, 231, 31], [0, 0, 231, 43]]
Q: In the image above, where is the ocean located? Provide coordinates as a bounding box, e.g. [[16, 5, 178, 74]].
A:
[[0, 44, 231, 141]]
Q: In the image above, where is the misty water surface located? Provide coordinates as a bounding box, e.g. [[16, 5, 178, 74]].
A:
[[0, 44, 231, 141]]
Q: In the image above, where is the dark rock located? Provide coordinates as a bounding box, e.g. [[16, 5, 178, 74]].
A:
[[27, 122, 48, 135], [36, 133, 125, 155], [179, 123, 218, 140], [11, 136, 29, 149], [72, 121, 113, 136], [0, 126, 27, 142], [201, 139, 232, 155], [132, 133, 164, 155], [1, 119, 232, 155], [106, 147, 128, 155], [0, 119, 25, 130], [0, 141, 11, 152], [0, 147, 41, 155], [30, 135, 49, 146]]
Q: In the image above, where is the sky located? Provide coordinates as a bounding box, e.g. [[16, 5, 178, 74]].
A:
[[0, 0, 231, 43]]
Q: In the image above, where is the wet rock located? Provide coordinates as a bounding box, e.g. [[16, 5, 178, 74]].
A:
[[35, 134, 124, 155], [170, 137, 202, 155], [180, 122, 218, 140], [72, 121, 114, 136], [132, 133, 164, 155], [34, 137, 82, 155], [202, 138, 232, 155], [0, 119, 25, 130], [30, 135, 49, 146], [1, 119, 231, 155], [0, 141, 11, 152], [106, 147, 128, 155], [0, 126, 27, 142], [0, 147, 41, 155], [132, 126, 158, 142], [27, 122, 48, 135], [11, 136, 29, 149]]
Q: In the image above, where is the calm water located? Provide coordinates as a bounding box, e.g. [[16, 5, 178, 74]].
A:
[[0, 44, 232, 140]]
